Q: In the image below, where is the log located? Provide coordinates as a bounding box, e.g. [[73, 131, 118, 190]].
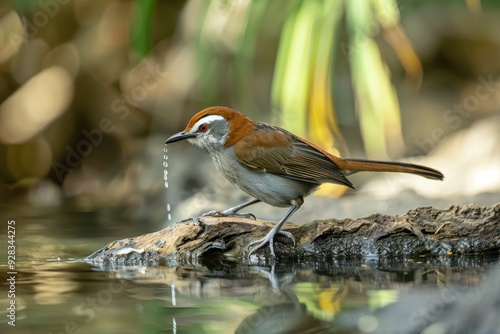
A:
[[84, 203, 500, 266]]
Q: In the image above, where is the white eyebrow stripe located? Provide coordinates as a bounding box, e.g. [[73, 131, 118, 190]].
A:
[[190, 115, 225, 132]]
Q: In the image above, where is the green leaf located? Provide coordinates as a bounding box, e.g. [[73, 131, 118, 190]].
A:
[[131, 0, 157, 59]]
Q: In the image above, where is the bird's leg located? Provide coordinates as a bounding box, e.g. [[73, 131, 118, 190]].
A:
[[221, 198, 261, 215], [202, 199, 261, 219], [247, 199, 302, 257]]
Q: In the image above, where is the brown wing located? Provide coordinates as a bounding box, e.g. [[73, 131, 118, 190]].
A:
[[233, 123, 354, 188]]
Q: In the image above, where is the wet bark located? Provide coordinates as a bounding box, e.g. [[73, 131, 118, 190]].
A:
[[84, 203, 500, 266]]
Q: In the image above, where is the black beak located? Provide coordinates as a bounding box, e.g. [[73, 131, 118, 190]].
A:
[[165, 131, 196, 144]]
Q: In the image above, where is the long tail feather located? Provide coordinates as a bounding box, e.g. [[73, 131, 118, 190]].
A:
[[343, 158, 444, 180]]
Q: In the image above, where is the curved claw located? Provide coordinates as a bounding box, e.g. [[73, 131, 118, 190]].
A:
[[276, 230, 295, 246], [202, 210, 220, 217], [247, 230, 295, 257]]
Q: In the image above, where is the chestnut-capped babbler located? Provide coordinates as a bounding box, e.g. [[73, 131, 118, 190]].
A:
[[166, 106, 444, 257]]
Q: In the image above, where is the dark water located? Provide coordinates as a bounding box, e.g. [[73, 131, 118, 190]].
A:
[[1, 212, 498, 334]]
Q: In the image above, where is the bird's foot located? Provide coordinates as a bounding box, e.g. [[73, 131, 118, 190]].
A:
[[202, 210, 256, 220], [247, 230, 295, 257]]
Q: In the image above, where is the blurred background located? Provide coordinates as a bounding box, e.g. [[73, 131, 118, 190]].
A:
[[1, 0, 500, 230], [2, 2, 500, 332]]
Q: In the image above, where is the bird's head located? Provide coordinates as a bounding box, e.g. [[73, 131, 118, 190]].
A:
[[165, 106, 253, 153]]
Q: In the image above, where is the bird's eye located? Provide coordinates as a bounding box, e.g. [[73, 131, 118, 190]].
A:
[[199, 124, 208, 132]]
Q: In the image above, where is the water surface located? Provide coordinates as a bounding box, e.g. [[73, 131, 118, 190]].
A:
[[1, 212, 498, 333]]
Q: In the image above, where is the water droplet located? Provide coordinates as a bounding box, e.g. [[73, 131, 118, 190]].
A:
[[163, 148, 171, 217]]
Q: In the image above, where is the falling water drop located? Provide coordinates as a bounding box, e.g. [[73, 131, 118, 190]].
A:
[[163, 170, 169, 188], [163, 147, 171, 220]]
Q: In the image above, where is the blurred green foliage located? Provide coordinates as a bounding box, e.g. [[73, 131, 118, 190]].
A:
[[131, 0, 157, 60], [1, 0, 499, 210]]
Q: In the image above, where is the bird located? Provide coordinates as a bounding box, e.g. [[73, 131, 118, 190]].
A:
[[165, 106, 444, 257]]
